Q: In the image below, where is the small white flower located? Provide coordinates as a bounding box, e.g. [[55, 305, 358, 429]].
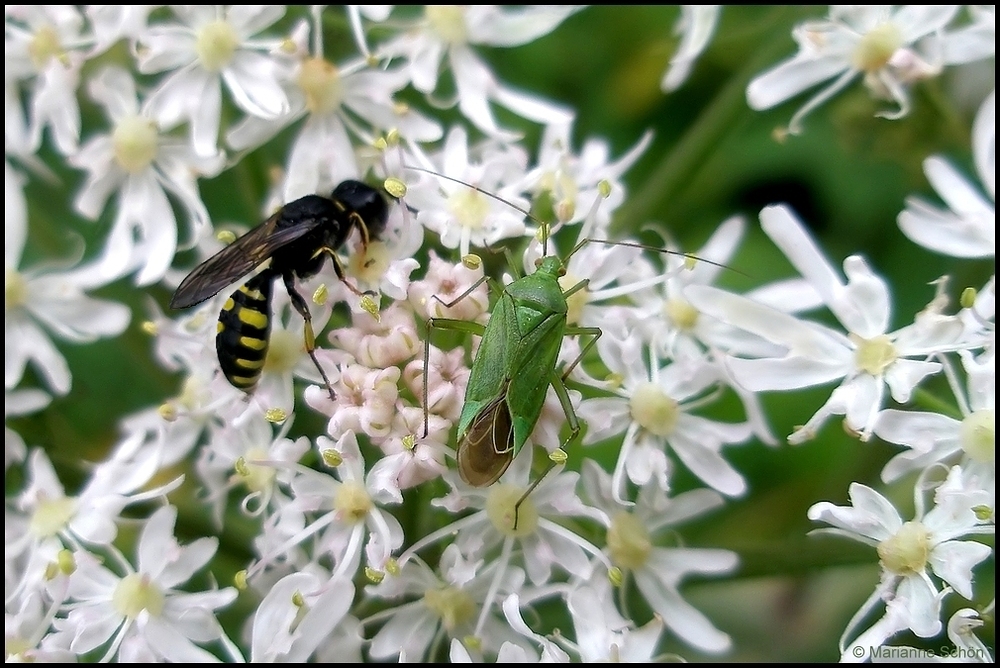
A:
[[944, 607, 994, 662], [330, 302, 421, 370], [500, 594, 572, 662], [392, 461, 611, 654], [406, 251, 489, 322], [404, 343, 473, 424], [250, 570, 356, 662], [747, 6, 960, 134], [519, 121, 652, 231], [367, 406, 451, 502], [257, 431, 403, 580], [580, 461, 737, 655], [686, 204, 965, 443], [564, 578, 666, 661], [808, 467, 994, 659], [875, 350, 994, 484], [195, 409, 309, 526], [226, 11, 441, 200], [4, 588, 78, 662], [5, 5, 89, 155], [69, 65, 222, 285], [6, 162, 130, 395], [7, 444, 183, 607], [366, 544, 530, 661], [405, 127, 531, 256], [377, 6, 577, 137], [48, 505, 239, 662], [313, 365, 401, 442], [425, 457, 608, 587], [579, 334, 753, 500], [137, 5, 292, 157]]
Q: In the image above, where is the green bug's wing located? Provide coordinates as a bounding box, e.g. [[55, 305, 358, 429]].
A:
[[457, 292, 516, 435], [457, 390, 515, 487], [507, 310, 566, 450], [455, 293, 521, 487]]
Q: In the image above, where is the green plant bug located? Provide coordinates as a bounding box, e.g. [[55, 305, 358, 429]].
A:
[[410, 168, 738, 530], [422, 242, 599, 530]]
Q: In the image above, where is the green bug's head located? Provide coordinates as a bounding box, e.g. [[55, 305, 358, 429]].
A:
[[533, 255, 565, 278]]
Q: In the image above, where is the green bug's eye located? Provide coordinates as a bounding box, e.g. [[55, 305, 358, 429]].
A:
[[557, 267, 566, 277], [534, 257, 543, 269]]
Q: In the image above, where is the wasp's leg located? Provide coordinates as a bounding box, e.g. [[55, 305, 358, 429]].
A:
[[282, 273, 337, 401]]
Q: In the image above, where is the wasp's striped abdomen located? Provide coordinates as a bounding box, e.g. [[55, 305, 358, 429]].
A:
[[216, 272, 274, 392]]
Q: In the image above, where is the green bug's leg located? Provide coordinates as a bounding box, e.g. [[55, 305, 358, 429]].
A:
[[560, 324, 602, 380], [512, 368, 580, 530], [509, 321, 601, 529], [554, 277, 601, 379], [420, 273, 501, 438], [421, 317, 486, 438], [282, 273, 337, 401], [429, 274, 490, 311], [501, 246, 522, 280]]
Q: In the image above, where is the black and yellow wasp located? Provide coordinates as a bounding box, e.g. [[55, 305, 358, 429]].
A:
[[170, 180, 389, 400]]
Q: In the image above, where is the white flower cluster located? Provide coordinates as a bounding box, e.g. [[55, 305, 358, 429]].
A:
[[5, 5, 994, 663]]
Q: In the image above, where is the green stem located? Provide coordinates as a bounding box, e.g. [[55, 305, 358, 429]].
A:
[[615, 9, 800, 235], [910, 386, 963, 420], [727, 534, 876, 578]]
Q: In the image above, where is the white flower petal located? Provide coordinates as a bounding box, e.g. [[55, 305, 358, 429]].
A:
[[227, 4, 285, 35], [927, 540, 993, 600], [894, 574, 943, 638], [686, 284, 849, 360], [747, 53, 850, 110], [839, 256, 890, 337], [634, 565, 732, 654], [190, 74, 223, 158], [725, 355, 846, 392], [898, 197, 994, 258], [6, 316, 72, 394], [670, 420, 749, 497], [972, 89, 995, 201], [893, 5, 961, 41], [923, 157, 994, 219], [467, 6, 581, 46], [808, 483, 900, 541], [142, 616, 224, 662], [491, 82, 573, 127], [369, 603, 436, 659], [883, 358, 941, 404], [662, 6, 721, 92], [223, 51, 290, 119], [451, 47, 506, 138], [5, 162, 28, 267], [873, 409, 959, 451], [625, 434, 671, 491]]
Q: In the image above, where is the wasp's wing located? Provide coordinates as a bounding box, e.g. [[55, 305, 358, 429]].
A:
[[170, 212, 323, 309]]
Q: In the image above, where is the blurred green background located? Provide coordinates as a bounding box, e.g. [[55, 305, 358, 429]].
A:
[[9, 5, 994, 661]]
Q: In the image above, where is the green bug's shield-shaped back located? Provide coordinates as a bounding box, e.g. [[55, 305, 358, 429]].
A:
[[455, 256, 569, 487]]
